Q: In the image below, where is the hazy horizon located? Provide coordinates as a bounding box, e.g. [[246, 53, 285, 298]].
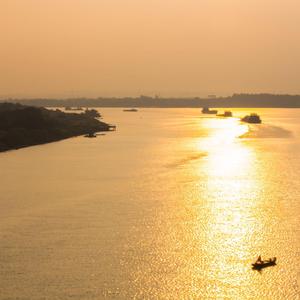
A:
[[1, 0, 300, 98]]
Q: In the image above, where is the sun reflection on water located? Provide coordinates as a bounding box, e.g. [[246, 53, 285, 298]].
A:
[[193, 117, 265, 296]]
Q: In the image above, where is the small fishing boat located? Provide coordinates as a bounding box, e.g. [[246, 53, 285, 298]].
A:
[[252, 256, 277, 270], [84, 132, 97, 138], [217, 111, 232, 117], [65, 106, 83, 111], [202, 107, 218, 114], [241, 113, 262, 124], [123, 108, 138, 112]]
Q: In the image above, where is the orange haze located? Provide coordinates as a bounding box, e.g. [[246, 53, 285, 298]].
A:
[[1, 0, 300, 98]]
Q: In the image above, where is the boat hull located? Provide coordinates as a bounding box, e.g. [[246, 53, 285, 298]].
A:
[[252, 258, 277, 270]]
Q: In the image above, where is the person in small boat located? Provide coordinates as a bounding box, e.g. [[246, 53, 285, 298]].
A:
[[256, 256, 262, 264]]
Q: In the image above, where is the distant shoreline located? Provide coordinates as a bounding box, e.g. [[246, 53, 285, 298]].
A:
[[1, 94, 300, 108]]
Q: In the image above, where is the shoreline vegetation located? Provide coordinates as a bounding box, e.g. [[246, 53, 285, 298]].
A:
[[0, 103, 113, 152], [1, 93, 300, 108]]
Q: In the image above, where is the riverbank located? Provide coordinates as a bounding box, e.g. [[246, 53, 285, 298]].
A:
[[0, 103, 113, 152]]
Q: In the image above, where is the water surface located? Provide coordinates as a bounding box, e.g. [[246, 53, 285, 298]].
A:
[[0, 108, 299, 299]]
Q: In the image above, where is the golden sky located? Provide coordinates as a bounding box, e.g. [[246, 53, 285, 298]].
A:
[[1, 0, 300, 98]]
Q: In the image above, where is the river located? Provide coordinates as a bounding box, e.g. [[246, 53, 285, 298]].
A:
[[0, 108, 299, 299]]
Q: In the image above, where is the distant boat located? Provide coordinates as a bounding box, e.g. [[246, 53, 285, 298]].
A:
[[241, 113, 262, 124], [217, 111, 233, 117], [202, 107, 218, 114], [65, 106, 83, 111], [108, 124, 117, 131], [123, 108, 138, 112], [252, 257, 277, 270], [84, 132, 97, 138]]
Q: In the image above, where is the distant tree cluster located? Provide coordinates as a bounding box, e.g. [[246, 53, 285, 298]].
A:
[[1, 93, 300, 108]]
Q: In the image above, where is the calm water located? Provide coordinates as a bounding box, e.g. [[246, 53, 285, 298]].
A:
[[0, 108, 299, 299]]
